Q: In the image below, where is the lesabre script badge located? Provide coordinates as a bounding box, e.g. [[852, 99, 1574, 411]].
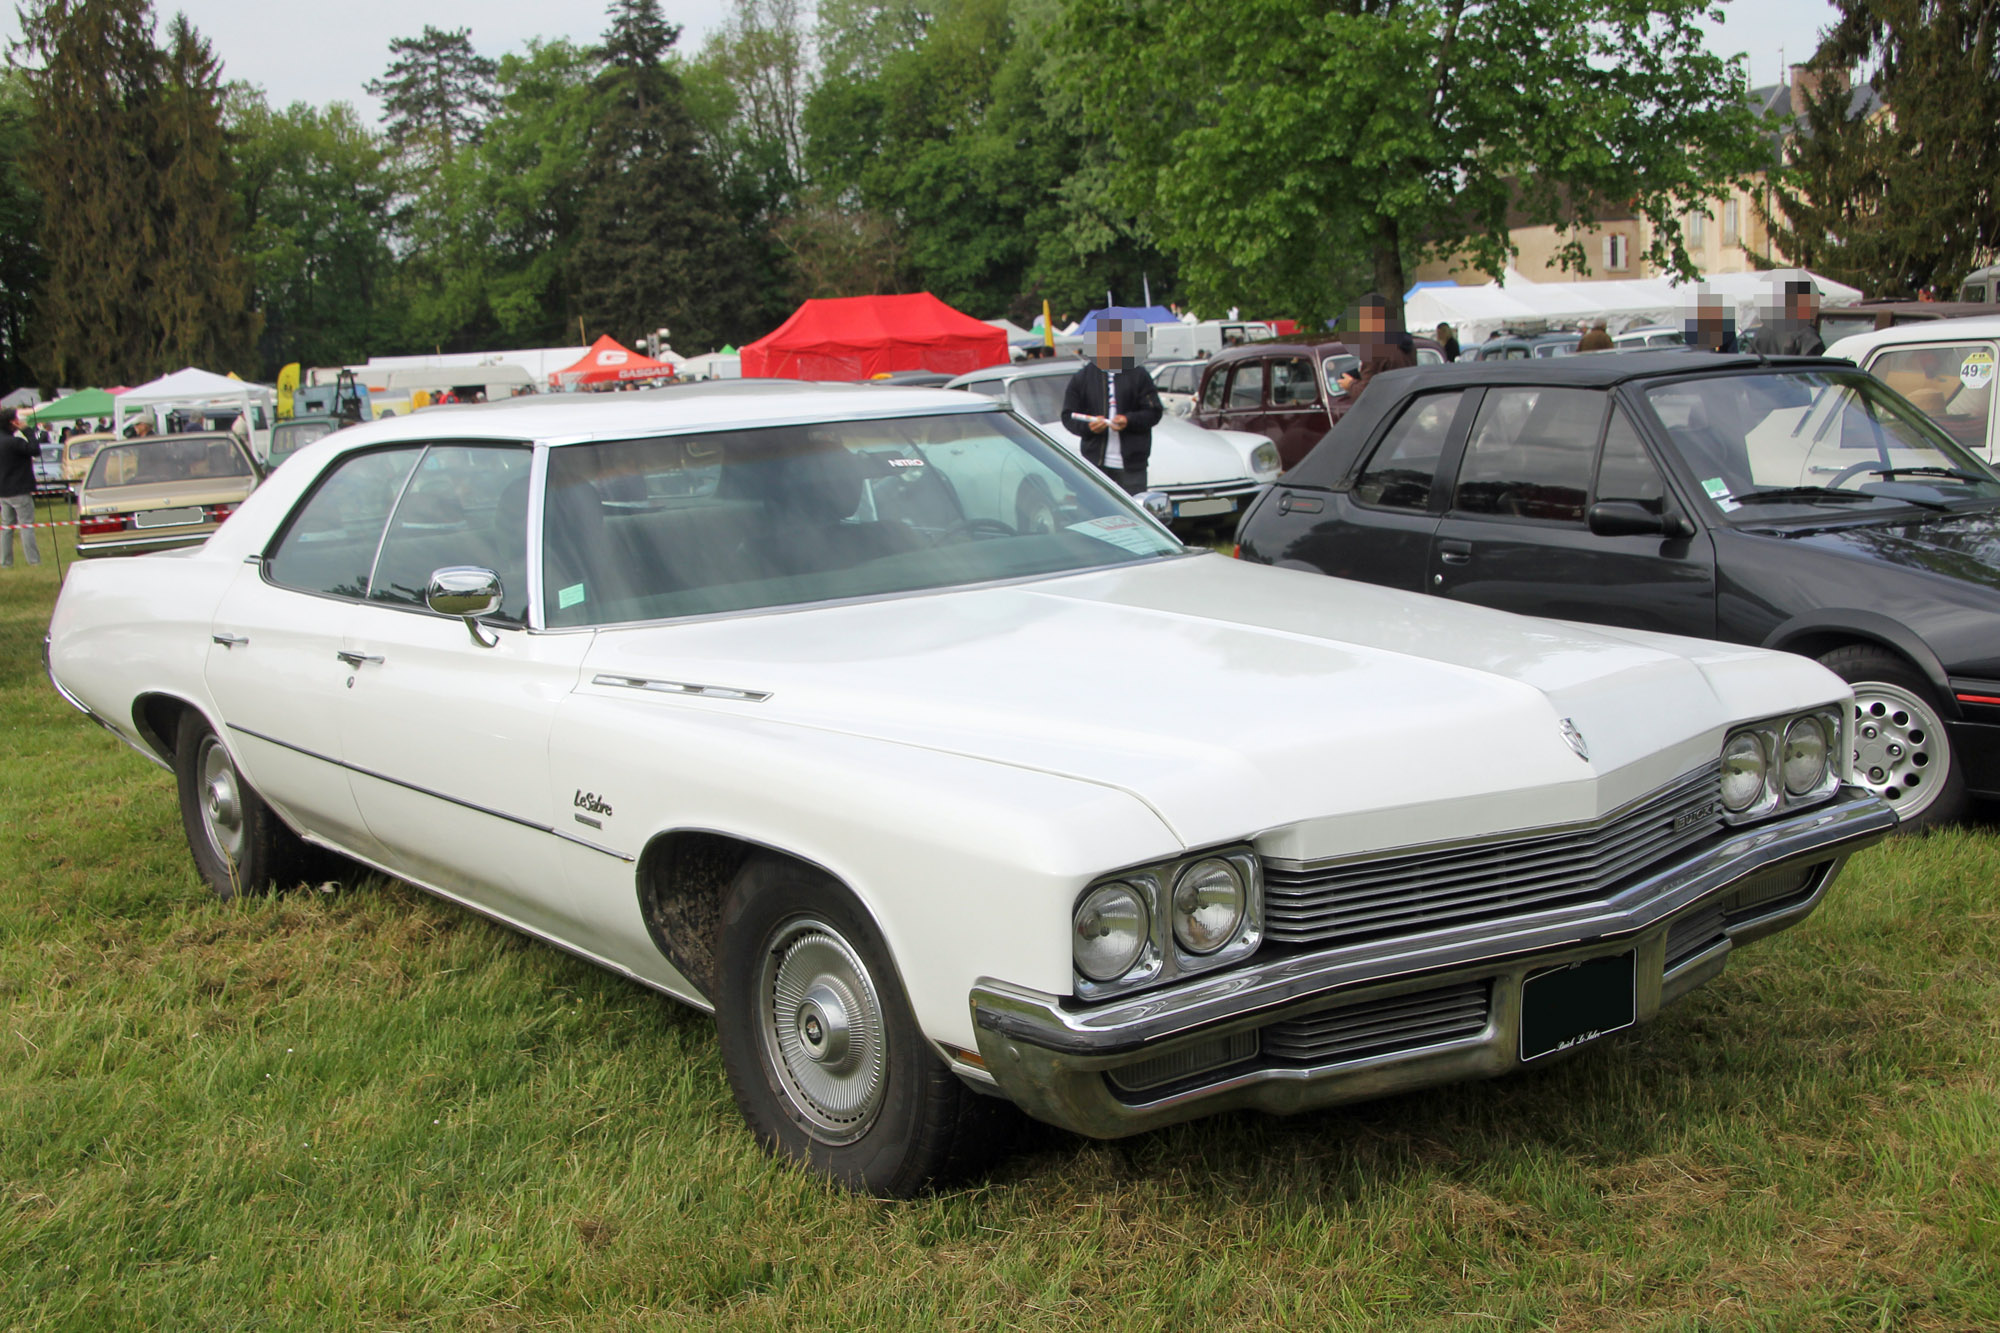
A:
[[1560, 719, 1590, 762]]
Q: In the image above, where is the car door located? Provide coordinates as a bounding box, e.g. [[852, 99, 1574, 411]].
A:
[[1429, 388, 1717, 636], [1273, 388, 1472, 591], [1214, 358, 1267, 436], [334, 443, 596, 935], [1264, 356, 1331, 469], [204, 445, 425, 857], [1863, 340, 1998, 462]]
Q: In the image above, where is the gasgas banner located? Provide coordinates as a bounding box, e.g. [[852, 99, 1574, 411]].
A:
[[276, 364, 300, 420]]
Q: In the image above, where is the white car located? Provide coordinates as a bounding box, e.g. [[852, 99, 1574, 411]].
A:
[[1827, 316, 2000, 462], [944, 361, 1280, 526], [46, 386, 1894, 1195], [1148, 359, 1205, 417]]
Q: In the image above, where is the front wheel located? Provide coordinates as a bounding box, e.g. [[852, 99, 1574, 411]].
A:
[[714, 855, 1014, 1195], [1816, 645, 1966, 828], [173, 710, 314, 899]]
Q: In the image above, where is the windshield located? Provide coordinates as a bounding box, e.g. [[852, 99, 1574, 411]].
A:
[[1645, 370, 2000, 520], [1006, 375, 1069, 424], [85, 436, 253, 489], [541, 409, 1183, 627]]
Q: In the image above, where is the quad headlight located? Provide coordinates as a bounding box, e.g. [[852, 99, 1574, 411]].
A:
[[1072, 847, 1262, 998], [1720, 706, 1843, 824]]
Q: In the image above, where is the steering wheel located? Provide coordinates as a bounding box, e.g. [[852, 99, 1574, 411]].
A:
[[938, 517, 1017, 542]]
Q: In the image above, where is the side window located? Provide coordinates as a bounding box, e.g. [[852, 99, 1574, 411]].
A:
[[1199, 367, 1229, 411], [266, 447, 422, 598], [1593, 408, 1666, 514], [1452, 387, 1604, 523], [1870, 343, 1995, 452], [1353, 390, 1466, 511], [1269, 358, 1320, 406], [962, 379, 1005, 399], [1227, 361, 1266, 409], [369, 445, 533, 622]]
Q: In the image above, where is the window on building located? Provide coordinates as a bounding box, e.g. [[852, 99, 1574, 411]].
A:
[[1689, 212, 1707, 246], [1723, 199, 1740, 245], [1604, 234, 1630, 271]]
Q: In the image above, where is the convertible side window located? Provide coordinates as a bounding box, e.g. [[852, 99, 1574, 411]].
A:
[[1592, 407, 1667, 514], [1452, 387, 1603, 523], [266, 447, 422, 599], [1353, 390, 1465, 511], [368, 444, 533, 622]]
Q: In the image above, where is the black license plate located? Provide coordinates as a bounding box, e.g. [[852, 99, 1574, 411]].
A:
[[1519, 951, 1636, 1061]]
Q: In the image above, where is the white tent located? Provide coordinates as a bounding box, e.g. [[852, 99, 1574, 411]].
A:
[[1407, 268, 1863, 350], [116, 367, 278, 458], [983, 318, 1035, 341]]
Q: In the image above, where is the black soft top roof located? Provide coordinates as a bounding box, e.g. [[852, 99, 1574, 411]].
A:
[[1285, 351, 1856, 489]]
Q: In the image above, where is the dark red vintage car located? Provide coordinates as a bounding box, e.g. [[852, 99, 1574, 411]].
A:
[[1193, 338, 1448, 469]]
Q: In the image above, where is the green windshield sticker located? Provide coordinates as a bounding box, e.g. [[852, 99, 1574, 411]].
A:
[[558, 583, 587, 609], [1701, 477, 1730, 499]]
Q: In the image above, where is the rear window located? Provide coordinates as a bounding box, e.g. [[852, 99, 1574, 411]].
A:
[[86, 436, 253, 488]]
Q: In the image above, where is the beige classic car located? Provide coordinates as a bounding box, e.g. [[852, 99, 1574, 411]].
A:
[[61, 432, 117, 487], [76, 433, 259, 556]]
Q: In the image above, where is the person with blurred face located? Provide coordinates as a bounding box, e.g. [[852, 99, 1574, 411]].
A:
[[1332, 294, 1417, 422], [1060, 317, 1165, 493]]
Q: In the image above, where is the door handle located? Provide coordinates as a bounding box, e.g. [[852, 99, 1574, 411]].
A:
[[1439, 540, 1473, 566], [211, 632, 248, 648], [335, 650, 384, 667]]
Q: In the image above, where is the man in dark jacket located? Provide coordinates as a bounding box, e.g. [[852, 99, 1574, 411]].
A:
[[0, 407, 40, 568], [1331, 293, 1417, 424], [1747, 280, 1826, 356], [1061, 318, 1165, 493]]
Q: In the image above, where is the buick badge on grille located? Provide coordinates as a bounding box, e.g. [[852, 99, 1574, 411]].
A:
[[1560, 718, 1590, 762]]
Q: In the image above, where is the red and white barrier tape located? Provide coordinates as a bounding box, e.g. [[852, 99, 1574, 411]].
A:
[[0, 517, 83, 531]]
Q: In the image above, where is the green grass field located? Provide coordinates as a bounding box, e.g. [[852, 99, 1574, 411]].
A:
[[3, 535, 1997, 1331]]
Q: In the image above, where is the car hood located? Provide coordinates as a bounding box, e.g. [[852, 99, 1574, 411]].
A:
[[1035, 413, 1255, 487], [1767, 506, 2000, 594], [580, 556, 1838, 858]]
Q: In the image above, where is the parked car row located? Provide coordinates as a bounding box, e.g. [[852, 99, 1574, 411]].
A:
[[50, 379, 1897, 1196]]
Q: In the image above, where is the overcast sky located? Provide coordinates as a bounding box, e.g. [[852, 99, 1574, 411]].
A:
[[2, 0, 1841, 120]]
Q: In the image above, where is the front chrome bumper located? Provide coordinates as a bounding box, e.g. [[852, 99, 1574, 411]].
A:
[[968, 785, 1895, 1139]]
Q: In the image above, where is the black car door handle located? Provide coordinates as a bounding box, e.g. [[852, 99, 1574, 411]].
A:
[[335, 650, 384, 667], [1439, 540, 1473, 566]]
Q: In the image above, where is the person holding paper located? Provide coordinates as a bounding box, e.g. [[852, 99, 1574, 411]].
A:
[[1060, 317, 1165, 494]]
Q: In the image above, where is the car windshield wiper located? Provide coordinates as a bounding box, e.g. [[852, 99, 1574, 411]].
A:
[[1869, 466, 1996, 485], [1730, 486, 1879, 506]]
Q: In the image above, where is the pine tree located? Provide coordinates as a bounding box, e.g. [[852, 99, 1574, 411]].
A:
[[149, 14, 258, 370], [1766, 0, 2000, 297], [366, 26, 499, 166], [569, 0, 759, 352], [16, 0, 161, 386], [0, 73, 44, 390]]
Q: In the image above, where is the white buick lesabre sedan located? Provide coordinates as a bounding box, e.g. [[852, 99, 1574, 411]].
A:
[[46, 384, 1896, 1195]]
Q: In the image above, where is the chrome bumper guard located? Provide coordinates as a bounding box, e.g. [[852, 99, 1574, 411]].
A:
[[969, 785, 1895, 1139]]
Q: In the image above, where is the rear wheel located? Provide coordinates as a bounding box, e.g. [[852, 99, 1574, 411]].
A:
[[713, 855, 1014, 1196], [173, 710, 314, 899], [1015, 480, 1058, 535], [1816, 645, 1966, 828]]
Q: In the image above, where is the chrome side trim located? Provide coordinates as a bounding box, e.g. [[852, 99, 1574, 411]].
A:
[[225, 722, 635, 862], [972, 785, 1894, 1060], [590, 673, 772, 703]]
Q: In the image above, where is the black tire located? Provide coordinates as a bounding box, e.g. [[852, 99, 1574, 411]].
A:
[[1015, 480, 1059, 535], [1816, 645, 1967, 829], [713, 855, 1015, 1196], [173, 710, 314, 899]]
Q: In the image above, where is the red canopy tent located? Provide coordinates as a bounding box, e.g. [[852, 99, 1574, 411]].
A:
[[551, 335, 676, 387], [739, 293, 1009, 380]]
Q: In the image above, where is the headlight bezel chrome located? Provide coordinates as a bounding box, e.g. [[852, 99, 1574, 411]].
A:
[[1720, 704, 1844, 825], [1072, 846, 1262, 1000]]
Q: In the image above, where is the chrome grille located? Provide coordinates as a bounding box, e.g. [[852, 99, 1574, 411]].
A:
[[1664, 901, 1729, 970], [1261, 981, 1491, 1064], [1264, 765, 1723, 948]]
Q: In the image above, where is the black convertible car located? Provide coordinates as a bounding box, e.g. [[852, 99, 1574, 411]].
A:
[[1236, 352, 2000, 827]]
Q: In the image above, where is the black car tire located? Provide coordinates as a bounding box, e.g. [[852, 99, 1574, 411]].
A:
[[714, 854, 1014, 1196], [1816, 645, 1967, 829], [1015, 479, 1059, 535], [173, 709, 315, 899]]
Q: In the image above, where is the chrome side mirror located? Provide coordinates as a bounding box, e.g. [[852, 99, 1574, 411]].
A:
[[426, 566, 504, 647], [1137, 490, 1175, 525]]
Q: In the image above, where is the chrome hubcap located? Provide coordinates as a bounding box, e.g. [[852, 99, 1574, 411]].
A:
[[758, 919, 887, 1143], [198, 738, 247, 865], [1851, 682, 1949, 818]]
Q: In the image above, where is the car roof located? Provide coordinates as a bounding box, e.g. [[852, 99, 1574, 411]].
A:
[[1206, 341, 1354, 365], [942, 361, 1078, 388], [313, 382, 999, 447], [1284, 351, 1856, 489], [1825, 315, 2000, 361]]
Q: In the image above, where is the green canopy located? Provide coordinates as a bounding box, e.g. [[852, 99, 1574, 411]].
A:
[[25, 387, 116, 423]]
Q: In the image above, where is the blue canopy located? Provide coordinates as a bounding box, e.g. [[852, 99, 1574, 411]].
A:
[[1076, 305, 1181, 331]]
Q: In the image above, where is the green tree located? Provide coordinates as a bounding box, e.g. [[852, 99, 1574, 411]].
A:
[[149, 14, 258, 372], [365, 25, 498, 167], [229, 90, 397, 375], [1057, 0, 1773, 324], [1765, 0, 2000, 297], [569, 0, 759, 352], [0, 71, 44, 389]]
